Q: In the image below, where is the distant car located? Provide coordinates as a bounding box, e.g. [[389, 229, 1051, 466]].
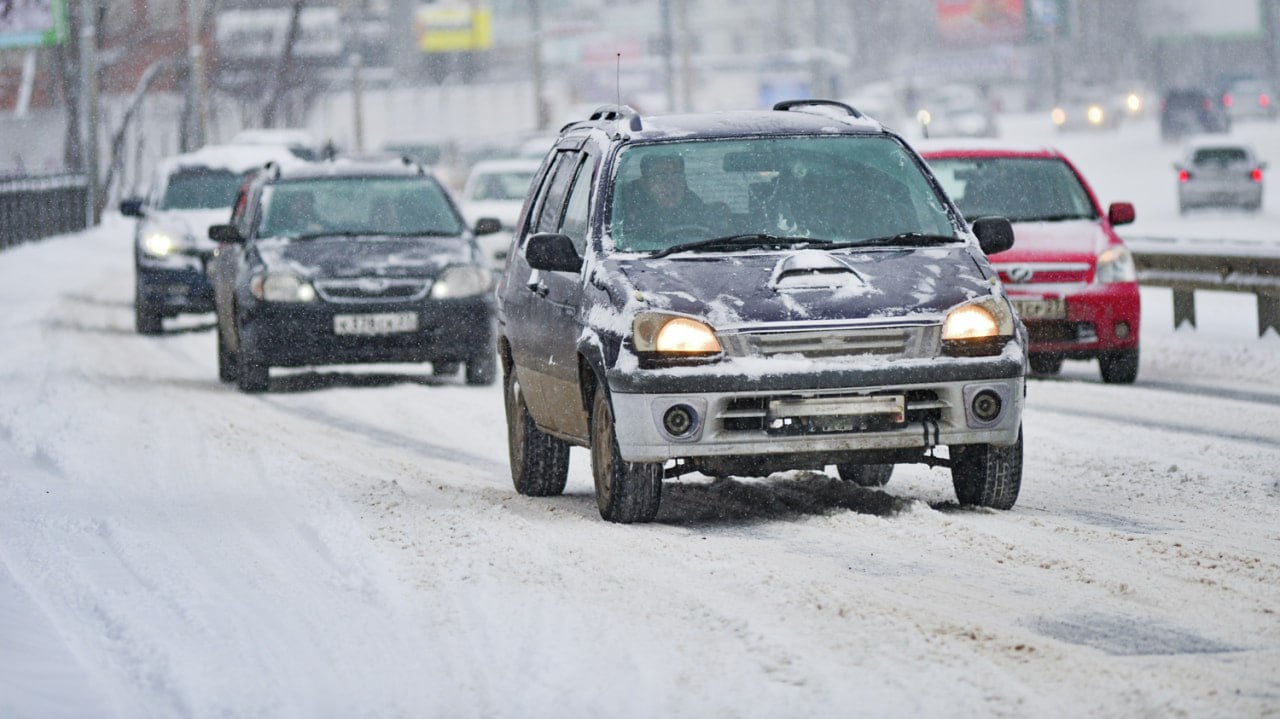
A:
[[458, 158, 541, 266], [1220, 78, 1277, 121], [1051, 86, 1122, 132], [1175, 141, 1266, 213], [230, 128, 322, 161], [1160, 88, 1230, 141], [914, 84, 999, 139], [119, 144, 302, 334], [922, 143, 1141, 384], [842, 80, 907, 129], [497, 101, 1027, 523], [206, 157, 503, 392]]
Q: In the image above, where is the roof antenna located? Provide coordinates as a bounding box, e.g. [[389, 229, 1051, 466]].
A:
[[616, 52, 622, 109]]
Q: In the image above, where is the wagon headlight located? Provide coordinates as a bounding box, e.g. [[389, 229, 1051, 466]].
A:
[[141, 230, 179, 257], [251, 273, 316, 302], [1096, 245, 1136, 284], [430, 266, 490, 299], [633, 313, 722, 356], [942, 296, 1015, 356]]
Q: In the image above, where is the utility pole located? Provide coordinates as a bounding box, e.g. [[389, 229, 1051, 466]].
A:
[[80, 0, 99, 226], [659, 0, 675, 112], [530, 0, 547, 129], [676, 0, 692, 112], [188, 0, 207, 148], [351, 53, 365, 152]]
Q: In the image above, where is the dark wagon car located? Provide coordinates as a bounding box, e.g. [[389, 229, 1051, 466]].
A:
[[496, 101, 1027, 523], [207, 158, 501, 392]]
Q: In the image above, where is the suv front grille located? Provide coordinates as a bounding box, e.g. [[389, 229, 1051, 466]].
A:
[[720, 322, 938, 360], [314, 278, 432, 303]]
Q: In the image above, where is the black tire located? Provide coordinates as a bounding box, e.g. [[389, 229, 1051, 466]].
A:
[[504, 366, 569, 496], [1028, 353, 1064, 375], [1099, 348, 1139, 384], [135, 298, 162, 335], [235, 330, 269, 393], [432, 361, 460, 377], [950, 427, 1023, 510], [465, 350, 497, 386], [835, 463, 893, 487], [217, 326, 238, 383], [590, 384, 662, 523]]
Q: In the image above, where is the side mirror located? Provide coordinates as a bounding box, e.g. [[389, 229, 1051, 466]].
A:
[[209, 224, 244, 243], [972, 216, 1014, 255], [525, 232, 582, 273], [1108, 202, 1135, 226], [474, 217, 503, 236], [119, 198, 144, 217]]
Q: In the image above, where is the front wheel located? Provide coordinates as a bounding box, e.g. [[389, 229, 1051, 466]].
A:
[[217, 326, 237, 383], [235, 329, 269, 393], [590, 384, 662, 523], [504, 366, 569, 496], [135, 297, 162, 335], [835, 463, 893, 487], [1099, 348, 1139, 384], [950, 427, 1022, 510], [465, 350, 497, 386], [1029, 353, 1064, 375]]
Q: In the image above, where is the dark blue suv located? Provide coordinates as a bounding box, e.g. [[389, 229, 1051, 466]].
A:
[[496, 101, 1027, 523]]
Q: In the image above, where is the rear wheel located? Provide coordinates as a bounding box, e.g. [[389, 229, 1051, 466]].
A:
[[1029, 353, 1064, 375], [504, 366, 569, 496], [950, 427, 1023, 510], [590, 384, 662, 523], [465, 350, 497, 386], [835, 463, 893, 487], [1099, 348, 1139, 384]]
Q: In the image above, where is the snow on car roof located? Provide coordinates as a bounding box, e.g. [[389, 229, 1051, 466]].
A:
[[467, 157, 543, 174], [914, 137, 1061, 158], [159, 144, 306, 176]]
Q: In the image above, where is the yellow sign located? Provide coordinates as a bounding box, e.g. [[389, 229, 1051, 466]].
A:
[[415, 6, 492, 53]]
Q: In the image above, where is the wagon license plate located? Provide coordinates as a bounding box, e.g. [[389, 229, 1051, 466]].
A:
[[1012, 298, 1066, 320], [333, 312, 418, 335]]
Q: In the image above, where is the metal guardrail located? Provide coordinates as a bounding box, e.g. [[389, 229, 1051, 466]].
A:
[[0, 174, 89, 250], [1128, 238, 1280, 337]]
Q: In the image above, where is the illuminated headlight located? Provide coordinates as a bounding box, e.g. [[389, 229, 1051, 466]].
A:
[[1087, 105, 1105, 125], [633, 312, 722, 357], [916, 109, 932, 126], [430, 266, 490, 299], [250, 273, 316, 302], [1096, 245, 1136, 284], [1051, 107, 1066, 126], [142, 231, 179, 257], [1126, 92, 1142, 113], [941, 296, 1015, 356]]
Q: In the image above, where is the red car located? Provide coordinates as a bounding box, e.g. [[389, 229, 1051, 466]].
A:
[[921, 144, 1140, 383]]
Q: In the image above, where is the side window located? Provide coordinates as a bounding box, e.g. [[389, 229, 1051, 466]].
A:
[[558, 155, 596, 254], [532, 151, 582, 236]]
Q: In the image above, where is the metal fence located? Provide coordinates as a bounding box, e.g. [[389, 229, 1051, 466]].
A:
[[0, 174, 89, 251]]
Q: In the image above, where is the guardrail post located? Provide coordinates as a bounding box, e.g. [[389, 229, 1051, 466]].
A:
[[1259, 293, 1280, 337], [1172, 289, 1196, 329]]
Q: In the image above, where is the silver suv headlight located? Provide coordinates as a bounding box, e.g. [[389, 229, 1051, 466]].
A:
[[1095, 245, 1136, 284], [941, 295, 1016, 356], [430, 266, 490, 299], [250, 273, 317, 302], [141, 229, 181, 257]]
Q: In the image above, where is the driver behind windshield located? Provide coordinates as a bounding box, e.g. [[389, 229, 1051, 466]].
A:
[[615, 153, 718, 249]]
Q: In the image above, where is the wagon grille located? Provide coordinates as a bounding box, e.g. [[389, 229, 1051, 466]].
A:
[[720, 322, 937, 360], [314, 278, 432, 303]]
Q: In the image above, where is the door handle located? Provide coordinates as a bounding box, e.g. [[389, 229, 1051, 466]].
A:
[[529, 280, 549, 297]]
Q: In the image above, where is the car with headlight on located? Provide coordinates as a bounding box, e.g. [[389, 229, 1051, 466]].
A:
[[921, 143, 1140, 384], [207, 157, 503, 392], [496, 100, 1027, 523], [119, 144, 302, 334], [458, 157, 542, 267], [1050, 86, 1122, 132]]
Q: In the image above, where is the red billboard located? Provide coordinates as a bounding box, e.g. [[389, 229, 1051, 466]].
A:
[[936, 0, 1026, 45]]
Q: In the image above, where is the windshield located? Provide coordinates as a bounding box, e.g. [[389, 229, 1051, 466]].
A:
[[608, 135, 957, 253], [258, 176, 465, 239], [928, 157, 1098, 223], [159, 168, 246, 211]]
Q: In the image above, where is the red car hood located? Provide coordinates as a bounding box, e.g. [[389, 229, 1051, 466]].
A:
[[989, 219, 1110, 264]]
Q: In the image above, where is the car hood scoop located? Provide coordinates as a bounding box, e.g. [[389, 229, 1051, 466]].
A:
[[769, 250, 866, 291]]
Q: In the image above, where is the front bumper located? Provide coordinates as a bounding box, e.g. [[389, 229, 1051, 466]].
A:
[[1009, 282, 1140, 357], [606, 350, 1024, 464], [136, 263, 214, 315], [240, 297, 493, 368]]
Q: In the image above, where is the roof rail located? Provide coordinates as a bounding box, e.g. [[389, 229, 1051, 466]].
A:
[[773, 99, 864, 119], [588, 104, 643, 131], [263, 160, 282, 180]]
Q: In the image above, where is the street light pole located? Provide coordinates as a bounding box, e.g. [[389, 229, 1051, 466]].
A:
[[80, 0, 98, 226], [188, 0, 207, 148]]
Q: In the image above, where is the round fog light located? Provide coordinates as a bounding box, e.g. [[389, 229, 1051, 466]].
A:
[[1114, 321, 1131, 340], [662, 404, 698, 437], [972, 390, 1003, 423]]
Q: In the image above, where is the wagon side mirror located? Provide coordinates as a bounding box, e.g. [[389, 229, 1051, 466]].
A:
[[972, 216, 1014, 255]]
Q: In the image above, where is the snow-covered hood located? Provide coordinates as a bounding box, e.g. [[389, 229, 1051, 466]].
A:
[[254, 235, 472, 279], [141, 208, 232, 249], [992, 219, 1110, 264], [601, 245, 995, 327]]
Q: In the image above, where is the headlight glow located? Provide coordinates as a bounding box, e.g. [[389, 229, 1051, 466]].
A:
[[1126, 92, 1142, 113], [1096, 245, 1137, 284], [1087, 105, 1105, 125], [1051, 107, 1066, 126], [142, 231, 178, 257], [943, 304, 999, 341], [941, 296, 1016, 356], [430, 266, 490, 299], [251, 273, 316, 302], [633, 313, 722, 355], [916, 109, 932, 126]]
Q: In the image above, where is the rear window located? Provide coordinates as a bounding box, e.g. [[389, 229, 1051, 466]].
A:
[[160, 167, 246, 210], [929, 157, 1097, 223], [1191, 148, 1249, 165]]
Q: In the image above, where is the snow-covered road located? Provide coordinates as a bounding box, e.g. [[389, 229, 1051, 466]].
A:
[[2, 116, 1279, 718]]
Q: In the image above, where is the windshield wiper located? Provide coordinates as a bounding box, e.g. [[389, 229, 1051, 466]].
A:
[[649, 233, 816, 259], [814, 232, 961, 250], [1020, 214, 1091, 223]]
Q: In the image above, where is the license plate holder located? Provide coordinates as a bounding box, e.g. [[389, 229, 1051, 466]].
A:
[[1012, 298, 1067, 320], [333, 312, 418, 335]]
